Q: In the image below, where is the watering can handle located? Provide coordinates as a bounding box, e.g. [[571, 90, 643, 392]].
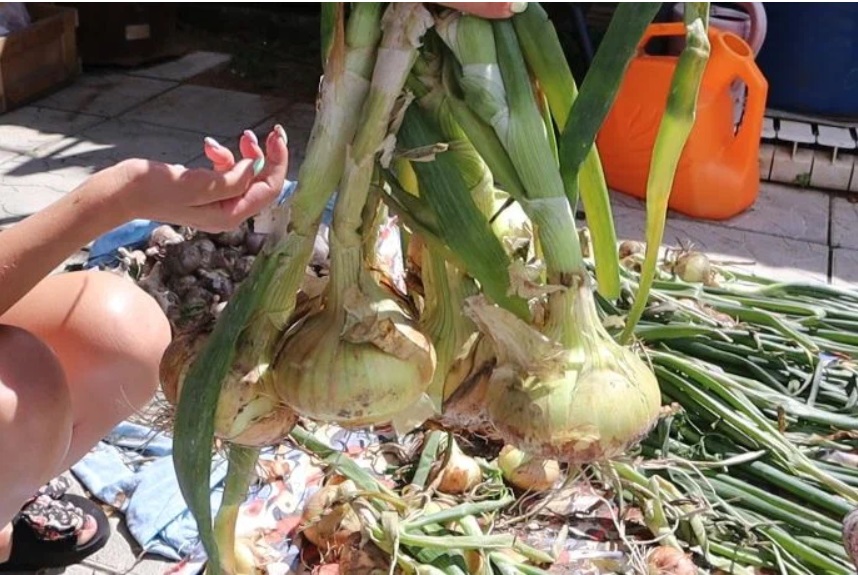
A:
[[734, 2, 767, 55], [636, 22, 690, 49], [716, 32, 768, 149]]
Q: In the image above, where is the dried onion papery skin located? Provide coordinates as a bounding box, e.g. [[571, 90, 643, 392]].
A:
[[845, 507, 858, 569], [300, 481, 362, 557], [645, 545, 697, 575], [435, 438, 482, 494]]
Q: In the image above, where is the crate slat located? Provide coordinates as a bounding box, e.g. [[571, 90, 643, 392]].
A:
[[0, 4, 80, 114]]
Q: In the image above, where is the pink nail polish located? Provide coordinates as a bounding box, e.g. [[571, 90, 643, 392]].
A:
[[204, 136, 222, 148], [243, 130, 259, 145], [274, 124, 288, 146]]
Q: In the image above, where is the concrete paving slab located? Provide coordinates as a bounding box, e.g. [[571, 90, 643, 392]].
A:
[[127, 51, 232, 82], [610, 204, 830, 283], [810, 149, 855, 192], [0, 107, 104, 163], [605, 190, 647, 212], [831, 248, 858, 287], [0, 155, 94, 218], [831, 196, 858, 250], [125, 85, 289, 139], [41, 119, 210, 174], [770, 145, 814, 187], [605, 181, 831, 246], [33, 74, 178, 119], [78, 516, 162, 574], [759, 142, 775, 180], [716, 181, 830, 245], [56, 566, 94, 575]]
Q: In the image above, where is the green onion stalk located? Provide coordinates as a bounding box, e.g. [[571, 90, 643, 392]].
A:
[[434, 9, 661, 463], [511, 2, 624, 301], [173, 4, 384, 570], [407, 45, 534, 267], [395, 51, 533, 421], [620, 11, 712, 343], [418, 243, 482, 415], [402, 46, 533, 314], [272, 3, 437, 433], [210, 445, 259, 575], [654, 354, 858, 503]]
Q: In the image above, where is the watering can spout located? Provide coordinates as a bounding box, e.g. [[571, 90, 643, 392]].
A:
[[671, 2, 767, 56]]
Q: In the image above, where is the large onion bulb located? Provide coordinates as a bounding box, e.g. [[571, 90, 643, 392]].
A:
[[273, 245, 435, 427], [465, 281, 662, 462]]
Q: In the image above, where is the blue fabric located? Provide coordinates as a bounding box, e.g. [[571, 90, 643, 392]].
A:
[[71, 422, 229, 561], [84, 179, 335, 270], [86, 219, 163, 268], [278, 180, 337, 224]]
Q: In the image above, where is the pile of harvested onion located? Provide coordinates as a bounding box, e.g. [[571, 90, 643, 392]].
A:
[[150, 3, 858, 575], [114, 221, 324, 335]]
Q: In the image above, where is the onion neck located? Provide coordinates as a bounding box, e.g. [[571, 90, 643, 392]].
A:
[[525, 197, 585, 281], [421, 245, 476, 408], [544, 274, 607, 354], [327, 238, 362, 319], [526, 196, 590, 348]]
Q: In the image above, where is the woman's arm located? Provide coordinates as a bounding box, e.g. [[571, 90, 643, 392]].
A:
[[0, 127, 288, 316], [0, 164, 133, 315]]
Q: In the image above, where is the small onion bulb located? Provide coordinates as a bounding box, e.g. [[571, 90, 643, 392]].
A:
[[645, 546, 696, 575], [674, 251, 711, 284], [436, 439, 482, 494], [497, 444, 560, 492]]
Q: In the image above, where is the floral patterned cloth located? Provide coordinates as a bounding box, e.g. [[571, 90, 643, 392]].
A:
[[157, 425, 631, 575]]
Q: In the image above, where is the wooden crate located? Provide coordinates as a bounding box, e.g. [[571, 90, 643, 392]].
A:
[[58, 3, 181, 67], [0, 3, 80, 114]]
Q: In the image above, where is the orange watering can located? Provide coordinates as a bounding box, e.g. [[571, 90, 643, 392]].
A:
[[596, 23, 768, 221]]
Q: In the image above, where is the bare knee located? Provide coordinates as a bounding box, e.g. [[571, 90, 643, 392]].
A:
[[0, 326, 73, 500], [3, 270, 172, 413], [82, 271, 172, 408]]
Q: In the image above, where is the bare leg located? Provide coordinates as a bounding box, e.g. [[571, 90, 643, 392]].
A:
[[0, 271, 171, 561], [1, 270, 172, 468], [0, 326, 74, 534]]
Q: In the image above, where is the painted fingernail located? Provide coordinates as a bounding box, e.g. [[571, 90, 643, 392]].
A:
[[253, 156, 266, 176], [274, 124, 288, 146], [511, 2, 528, 13], [204, 136, 222, 148], [243, 129, 259, 144]]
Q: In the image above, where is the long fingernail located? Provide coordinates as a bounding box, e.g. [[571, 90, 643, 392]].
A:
[[253, 157, 266, 176], [274, 124, 288, 146], [244, 130, 259, 145], [204, 136, 222, 148], [511, 2, 528, 13]]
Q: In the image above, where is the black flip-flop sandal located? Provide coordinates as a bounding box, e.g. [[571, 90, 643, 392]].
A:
[[35, 476, 73, 501], [0, 494, 110, 572]]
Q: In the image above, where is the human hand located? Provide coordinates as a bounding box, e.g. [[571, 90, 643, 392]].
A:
[[434, 2, 525, 18], [116, 126, 289, 233]]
